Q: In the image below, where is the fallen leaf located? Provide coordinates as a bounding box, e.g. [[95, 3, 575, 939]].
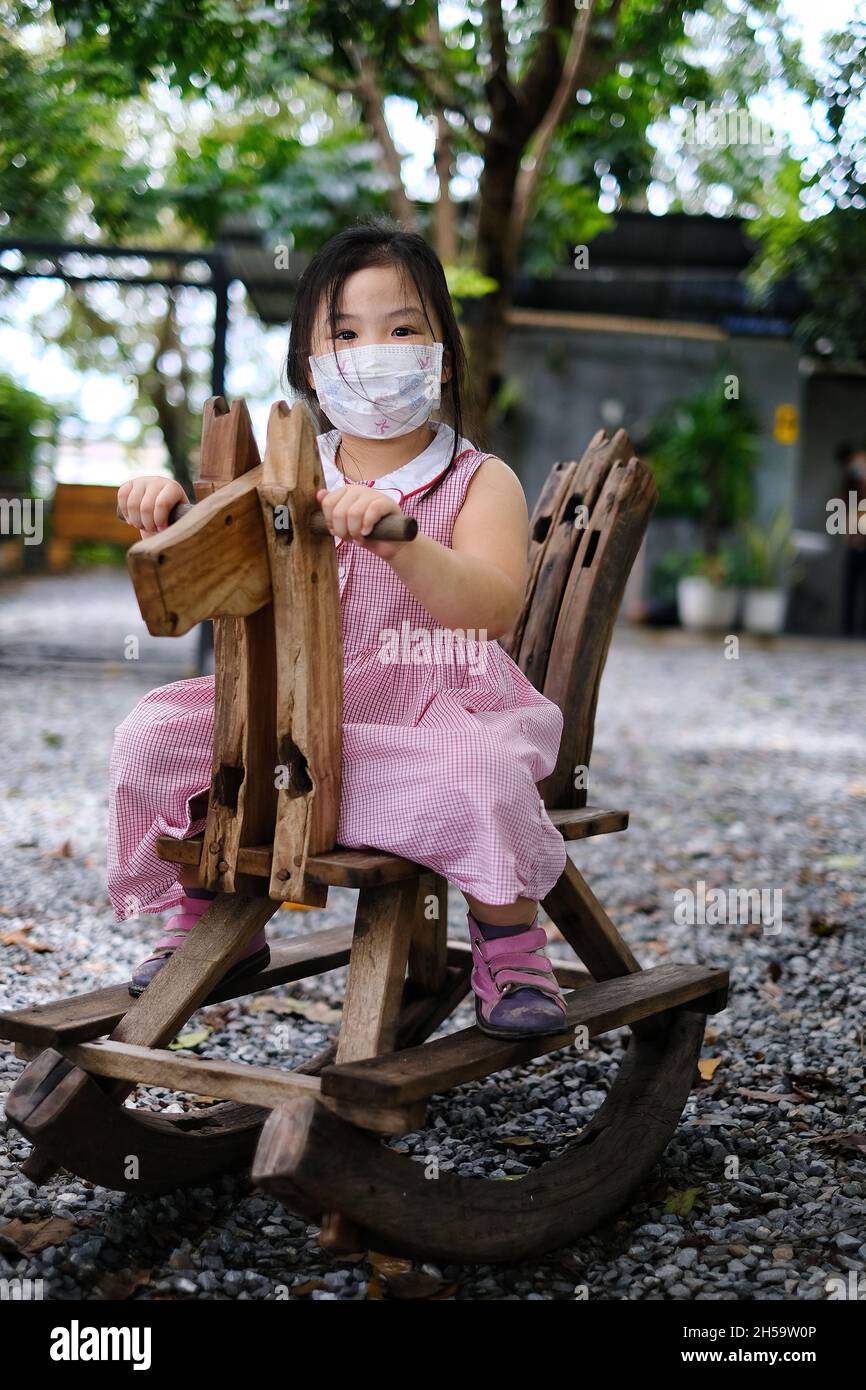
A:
[[95, 1268, 153, 1301], [250, 994, 342, 1026], [824, 854, 863, 870], [0, 1217, 79, 1254], [45, 840, 74, 858], [496, 1135, 543, 1150], [664, 1186, 703, 1217], [0, 927, 55, 953], [808, 917, 841, 938], [168, 1027, 212, 1051], [365, 1252, 455, 1300], [734, 1088, 799, 1103], [290, 1279, 328, 1298], [806, 1132, 866, 1156], [698, 1058, 722, 1081]]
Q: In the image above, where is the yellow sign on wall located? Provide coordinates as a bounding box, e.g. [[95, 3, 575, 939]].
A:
[[774, 404, 799, 444]]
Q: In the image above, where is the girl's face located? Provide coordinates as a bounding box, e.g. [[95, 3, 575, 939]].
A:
[[307, 263, 451, 386]]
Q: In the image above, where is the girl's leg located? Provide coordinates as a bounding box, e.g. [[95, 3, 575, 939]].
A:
[[461, 891, 568, 1039], [463, 891, 537, 927]]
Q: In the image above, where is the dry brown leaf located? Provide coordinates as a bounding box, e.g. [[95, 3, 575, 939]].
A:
[[96, 1268, 154, 1301], [250, 994, 342, 1026], [0, 1216, 79, 1254], [698, 1058, 723, 1081], [45, 840, 74, 858], [734, 1088, 799, 1103], [807, 1131, 866, 1156], [290, 1279, 327, 1298], [0, 927, 55, 953]]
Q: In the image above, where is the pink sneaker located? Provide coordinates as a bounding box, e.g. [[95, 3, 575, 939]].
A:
[[129, 894, 269, 998], [467, 911, 569, 1039]]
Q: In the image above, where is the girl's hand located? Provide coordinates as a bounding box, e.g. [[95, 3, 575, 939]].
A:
[[118, 476, 189, 538], [315, 485, 406, 562]]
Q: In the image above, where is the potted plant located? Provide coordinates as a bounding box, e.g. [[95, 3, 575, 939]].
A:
[[674, 547, 741, 630], [738, 508, 799, 635], [648, 376, 759, 629]]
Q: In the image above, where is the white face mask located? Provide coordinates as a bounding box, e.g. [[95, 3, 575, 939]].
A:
[[308, 341, 445, 440]]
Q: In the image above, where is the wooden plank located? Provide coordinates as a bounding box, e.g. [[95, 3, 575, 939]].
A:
[[506, 306, 728, 342], [320, 963, 729, 1107], [407, 872, 449, 995], [258, 402, 342, 903], [514, 432, 633, 701], [499, 453, 584, 661], [540, 449, 658, 810], [51, 484, 140, 546], [127, 469, 270, 637], [0, 925, 355, 1048], [54, 1039, 321, 1109], [154, 807, 627, 886], [109, 894, 281, 1052], [335, 879, 419, 1064]]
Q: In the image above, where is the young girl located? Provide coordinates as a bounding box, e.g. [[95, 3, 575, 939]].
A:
[[112, 218, 569, 1039]]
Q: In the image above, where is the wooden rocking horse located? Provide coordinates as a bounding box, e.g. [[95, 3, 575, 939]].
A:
[[0, 397, 728, 1264]]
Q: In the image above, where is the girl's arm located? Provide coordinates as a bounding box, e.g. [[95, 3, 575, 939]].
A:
[[387, 457, 528, 639]]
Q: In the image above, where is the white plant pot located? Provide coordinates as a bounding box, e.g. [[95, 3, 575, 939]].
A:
[[677, 576, 739, 631], [742, 587, 787, 635]]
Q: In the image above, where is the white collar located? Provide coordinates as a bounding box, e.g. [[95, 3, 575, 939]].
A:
[[317, 421, 474, 504]]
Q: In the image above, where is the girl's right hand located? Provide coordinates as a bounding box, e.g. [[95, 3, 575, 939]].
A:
[[118, 476, 190, 538]]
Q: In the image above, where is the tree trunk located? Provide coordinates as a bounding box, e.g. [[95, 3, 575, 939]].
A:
[[467, 137, 523, 433]]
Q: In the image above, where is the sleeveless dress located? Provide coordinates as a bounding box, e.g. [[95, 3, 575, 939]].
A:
[[106, 421, 568, 921]]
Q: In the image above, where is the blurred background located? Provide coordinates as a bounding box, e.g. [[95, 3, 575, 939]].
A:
[[1, 0, 864, 645]]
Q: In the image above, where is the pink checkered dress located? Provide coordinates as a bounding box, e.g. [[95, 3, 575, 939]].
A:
[[106, 422, 567, 920]]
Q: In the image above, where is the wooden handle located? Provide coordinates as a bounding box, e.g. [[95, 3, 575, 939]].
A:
[[118, 499, 418, 542]]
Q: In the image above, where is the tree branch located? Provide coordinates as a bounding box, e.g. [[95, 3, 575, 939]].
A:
[[345, 41, 419, 228], [508, 0, 597, 261]]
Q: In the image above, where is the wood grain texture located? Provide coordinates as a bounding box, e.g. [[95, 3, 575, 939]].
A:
[[335, 879, 420, 1065], [154, 806, 629, 886], [319, 962, 728, 1107], [253, 1010, 709, 1262], [541, 446, 659, 809], [257, 402, 342, 903]]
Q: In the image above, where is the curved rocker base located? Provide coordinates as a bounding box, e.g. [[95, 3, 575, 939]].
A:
[[6, 1048, 268, 1195], [253, 1010, 706, 1263]]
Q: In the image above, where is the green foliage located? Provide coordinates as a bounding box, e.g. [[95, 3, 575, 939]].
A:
[[647, 376, 759, 549], [0, 373, 57, 490], [738, 507, 800, 588], [0, 28, 167, 240], [443, 264, 498, 309], [747, 18, 866, 357]]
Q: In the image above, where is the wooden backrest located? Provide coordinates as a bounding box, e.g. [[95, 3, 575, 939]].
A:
[[500, 429, 658, 811]]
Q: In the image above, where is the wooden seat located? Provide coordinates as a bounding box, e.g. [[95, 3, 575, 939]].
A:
[[0, 398, 729, 1262]]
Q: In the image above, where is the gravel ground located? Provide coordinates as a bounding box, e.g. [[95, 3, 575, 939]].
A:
[[1, 569, 864, 1302]]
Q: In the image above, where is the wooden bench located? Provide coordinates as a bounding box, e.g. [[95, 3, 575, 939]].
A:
[[47, 483, 140, 570]]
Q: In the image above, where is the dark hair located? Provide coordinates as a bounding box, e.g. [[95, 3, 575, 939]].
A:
[[284, 217, 470, 501]]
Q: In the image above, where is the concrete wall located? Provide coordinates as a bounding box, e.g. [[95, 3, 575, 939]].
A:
[[491, 321, 812, 624]]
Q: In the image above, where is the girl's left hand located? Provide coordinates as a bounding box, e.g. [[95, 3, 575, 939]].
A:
[[315, 485, 406, 562]]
